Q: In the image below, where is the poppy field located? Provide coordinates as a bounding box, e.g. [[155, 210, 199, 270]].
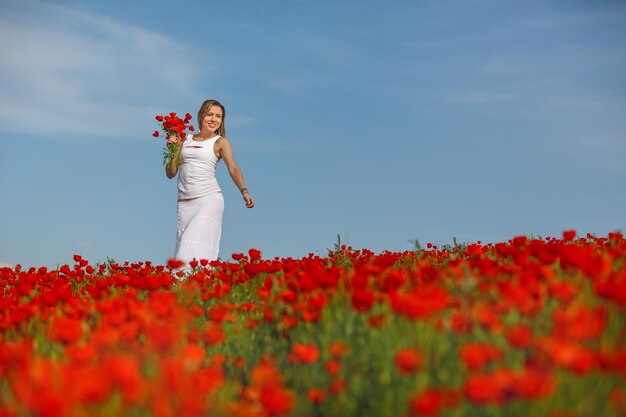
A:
[[1, 231, 625, 417]]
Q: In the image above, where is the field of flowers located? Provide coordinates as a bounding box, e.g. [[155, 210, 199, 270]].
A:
[[1, 231, 625, 417]]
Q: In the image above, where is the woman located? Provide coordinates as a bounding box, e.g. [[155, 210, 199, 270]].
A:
[[165, 99, 254, 267]]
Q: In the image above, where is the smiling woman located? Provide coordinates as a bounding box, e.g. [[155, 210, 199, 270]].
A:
[[164, 99, 255, 270]]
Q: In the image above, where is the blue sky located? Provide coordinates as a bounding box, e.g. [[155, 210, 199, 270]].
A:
[[1, 0, 625, 268]]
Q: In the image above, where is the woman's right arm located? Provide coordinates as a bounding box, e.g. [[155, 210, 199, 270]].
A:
[[165, 136, 182, 179]]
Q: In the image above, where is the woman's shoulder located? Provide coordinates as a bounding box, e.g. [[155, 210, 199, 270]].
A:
[[216, 136, 231, 145]]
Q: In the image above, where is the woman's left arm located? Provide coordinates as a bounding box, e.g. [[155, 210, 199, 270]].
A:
[[218, 137, 255, 208]]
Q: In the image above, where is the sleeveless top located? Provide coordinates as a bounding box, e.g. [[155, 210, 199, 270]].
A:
[[177, 135, 222, 199]]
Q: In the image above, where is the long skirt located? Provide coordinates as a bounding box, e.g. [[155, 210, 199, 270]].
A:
[[174, 193, 224, 267]]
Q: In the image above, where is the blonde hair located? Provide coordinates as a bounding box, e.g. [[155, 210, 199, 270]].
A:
[[197, 99, 226, 137]]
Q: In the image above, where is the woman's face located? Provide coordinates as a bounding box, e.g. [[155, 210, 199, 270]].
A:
[[202, 105, 223, 134]]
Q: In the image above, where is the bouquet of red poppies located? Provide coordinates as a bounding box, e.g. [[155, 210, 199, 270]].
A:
[[152, 112, 195, 166]]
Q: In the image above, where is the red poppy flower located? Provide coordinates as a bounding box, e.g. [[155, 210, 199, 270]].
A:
[[460, 343, 504, 370], [368, 314, 386, 328], [260, 385, 295, 416], [395, 348, 422, 374], [181, 344, 205, 372], [464, 369, 515, 404], [288, 343, 320, 364], [563, 229, 576, 241], [279, 289, 297, 303], [65, 344, 96, 366], [537, 338, 597, 374], [204, 323, 226, 346], [390, 285, 450, 320], [594, 272, 626, 307], [251, 359, 283, 388], [351, 288, 375, 312], [551, 305, 607, 342], [248, 248, 262, 261], [329, 341, 351, 358], [450, 311, 473, 334], [329, 378, 347, 395], [48, 316, 83, 345], [68, 365, 113, 405], [167, 258, 185, 269], [101, 354, 143, 404], [514, 367, 556, 399], [505, 325, 533, 349], [409, 387, 459, 415], [307, 388, 327, 404], [146, 322, 180, 352], [325, 360, 341, 376], [208, 304, 231, 323]]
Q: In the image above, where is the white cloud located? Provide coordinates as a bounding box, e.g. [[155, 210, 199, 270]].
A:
[[0, 0, 204, 140]]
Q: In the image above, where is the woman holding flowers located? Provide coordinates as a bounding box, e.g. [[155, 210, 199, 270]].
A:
[[165, 99, 254, 266]]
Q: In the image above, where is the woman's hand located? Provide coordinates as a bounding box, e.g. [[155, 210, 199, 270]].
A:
[[243, 192, 255, 208], [165, 135, 182, 179]]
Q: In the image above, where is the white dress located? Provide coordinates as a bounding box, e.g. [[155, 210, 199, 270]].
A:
[[173, 135, 224, 266]]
